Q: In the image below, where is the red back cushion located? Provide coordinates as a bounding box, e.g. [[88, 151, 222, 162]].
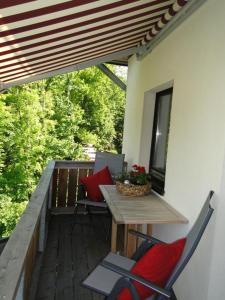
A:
[[118, 238, 186, 300], [80, 166, 113, 202]]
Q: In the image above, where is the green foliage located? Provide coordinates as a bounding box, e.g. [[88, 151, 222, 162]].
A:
[[0, 195, 27, 237], [0, 66, 127, 237]]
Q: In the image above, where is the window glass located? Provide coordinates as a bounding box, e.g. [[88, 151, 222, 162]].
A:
[[150, 88, 173, 194]]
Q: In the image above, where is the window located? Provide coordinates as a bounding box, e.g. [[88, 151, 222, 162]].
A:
[[149, 87, 173, 195]]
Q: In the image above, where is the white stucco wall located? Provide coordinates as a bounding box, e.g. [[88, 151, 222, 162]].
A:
[[122, 0, 225, 299]]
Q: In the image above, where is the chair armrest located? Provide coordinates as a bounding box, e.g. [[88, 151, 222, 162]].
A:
[[101, 261, 171, 298], [129, 230, 165, 244], [108, 277, 140, 300]]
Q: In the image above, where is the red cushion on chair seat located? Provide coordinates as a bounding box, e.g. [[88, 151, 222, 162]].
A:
[[80, 166, 113, 202], [118, 238, 186, 300]]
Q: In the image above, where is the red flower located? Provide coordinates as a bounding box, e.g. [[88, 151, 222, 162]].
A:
[[132, 164, 146, 174], [139, 166, 146, 173]]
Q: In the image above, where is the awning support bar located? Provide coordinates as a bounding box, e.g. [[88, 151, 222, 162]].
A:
[[97, 64, 127, 92]]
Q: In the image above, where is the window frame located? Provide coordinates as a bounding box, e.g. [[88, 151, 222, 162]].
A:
[[149, 87, 173, 195]]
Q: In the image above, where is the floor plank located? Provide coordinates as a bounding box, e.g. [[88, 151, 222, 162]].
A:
[[35, 214, 110, 300]]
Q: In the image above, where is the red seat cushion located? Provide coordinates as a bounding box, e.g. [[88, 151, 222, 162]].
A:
[[80, 166, 113, 202], [118, 238, 186, 300]]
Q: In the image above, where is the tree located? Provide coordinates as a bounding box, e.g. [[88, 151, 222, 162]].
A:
[[0, 65, 127, 236]]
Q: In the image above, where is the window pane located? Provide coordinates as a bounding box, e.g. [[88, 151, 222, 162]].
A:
[[152, 93, 171, 173], [149, 87, 172, 195]]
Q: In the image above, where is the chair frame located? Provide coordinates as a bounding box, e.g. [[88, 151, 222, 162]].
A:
[[83, 191, 214, 300], [76, 151, 125, 212]]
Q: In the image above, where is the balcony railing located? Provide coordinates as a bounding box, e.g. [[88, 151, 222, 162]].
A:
[[0, 160, 95, 300]]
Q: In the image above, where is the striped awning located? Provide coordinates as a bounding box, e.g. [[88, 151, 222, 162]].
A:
[[0, 0, 188, 89]]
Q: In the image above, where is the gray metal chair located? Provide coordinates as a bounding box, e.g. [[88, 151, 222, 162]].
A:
[[83, 191, 214, 299], [94, 151, 125, 177], [76, 151, 125, 210]]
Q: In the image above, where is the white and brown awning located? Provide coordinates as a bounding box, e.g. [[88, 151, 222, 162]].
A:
[[0, 0, 188, 89]]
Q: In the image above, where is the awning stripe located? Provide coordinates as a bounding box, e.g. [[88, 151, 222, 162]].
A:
[[0, 0, 147, 36], [0, 3, 167, 48], [1, 34, 141, 74], [0, 1, 120, 31], [0, 1, 170, 41], [0, 0, 98, 24], [0, 0, 35, 9], [1, 42, 138, 73], [4, 45, 137, 83], [1, 23, 153, 61], [0, 26, 148, 65], [1, 0, 170, 26], [0, 0, 189, 87], [1, 0, 83, 17], [1, 17, 160, 57], [0, 35, 143, 72], [2, 42, 138, 81], [1, 41, 138, 78], [139, 0, 187, 46]]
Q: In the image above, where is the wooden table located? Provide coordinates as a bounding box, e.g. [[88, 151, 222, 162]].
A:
[[100, 185, 188, 257]]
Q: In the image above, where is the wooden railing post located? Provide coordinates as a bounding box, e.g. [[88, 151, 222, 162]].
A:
[[38, 195, 48, 252], [51, 160, 95, 212], [48, 177, 53, 210]]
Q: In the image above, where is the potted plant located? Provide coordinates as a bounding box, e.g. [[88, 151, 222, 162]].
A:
[[116, 164, 151, 196]]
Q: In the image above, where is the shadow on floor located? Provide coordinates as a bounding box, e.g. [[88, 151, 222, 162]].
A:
[[35, 214, 111, 300]]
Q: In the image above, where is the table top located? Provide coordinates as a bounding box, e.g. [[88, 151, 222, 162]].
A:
[[100, 185, 188, 225]]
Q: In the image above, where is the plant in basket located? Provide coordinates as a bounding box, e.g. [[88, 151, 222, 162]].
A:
[[116, 164, 151, 196]]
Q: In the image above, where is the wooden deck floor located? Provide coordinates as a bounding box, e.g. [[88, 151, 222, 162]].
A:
[[35, 214, 111, 300]]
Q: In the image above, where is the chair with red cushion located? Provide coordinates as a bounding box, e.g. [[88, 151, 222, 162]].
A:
[[82, 191, 214, 299], [76, 151, 125, 211]]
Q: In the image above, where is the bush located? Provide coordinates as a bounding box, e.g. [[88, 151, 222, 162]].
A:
[[0, 195, 27, 237]]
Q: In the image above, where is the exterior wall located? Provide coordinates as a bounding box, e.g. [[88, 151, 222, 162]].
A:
[[123, 0, 225, 299]]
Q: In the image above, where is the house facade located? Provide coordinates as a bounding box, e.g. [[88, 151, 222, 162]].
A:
[[123, 0, 225, 299], [1, 0, 225, 299]]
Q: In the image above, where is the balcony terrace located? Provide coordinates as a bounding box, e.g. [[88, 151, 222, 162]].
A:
[[0, 161, 123, 300]]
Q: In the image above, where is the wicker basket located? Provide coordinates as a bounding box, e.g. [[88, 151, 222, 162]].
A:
[[115, 181, 151, 197]]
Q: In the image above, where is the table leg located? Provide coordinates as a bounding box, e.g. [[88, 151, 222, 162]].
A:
[[124, 225, 128, 255], [147, 224, 152, 236], [126, 224, 137, 258], [111, 218, 117, 253], [137, 224, 143, 247]]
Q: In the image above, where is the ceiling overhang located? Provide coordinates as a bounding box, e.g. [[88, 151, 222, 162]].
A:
[[0, 0, 205, 90]]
